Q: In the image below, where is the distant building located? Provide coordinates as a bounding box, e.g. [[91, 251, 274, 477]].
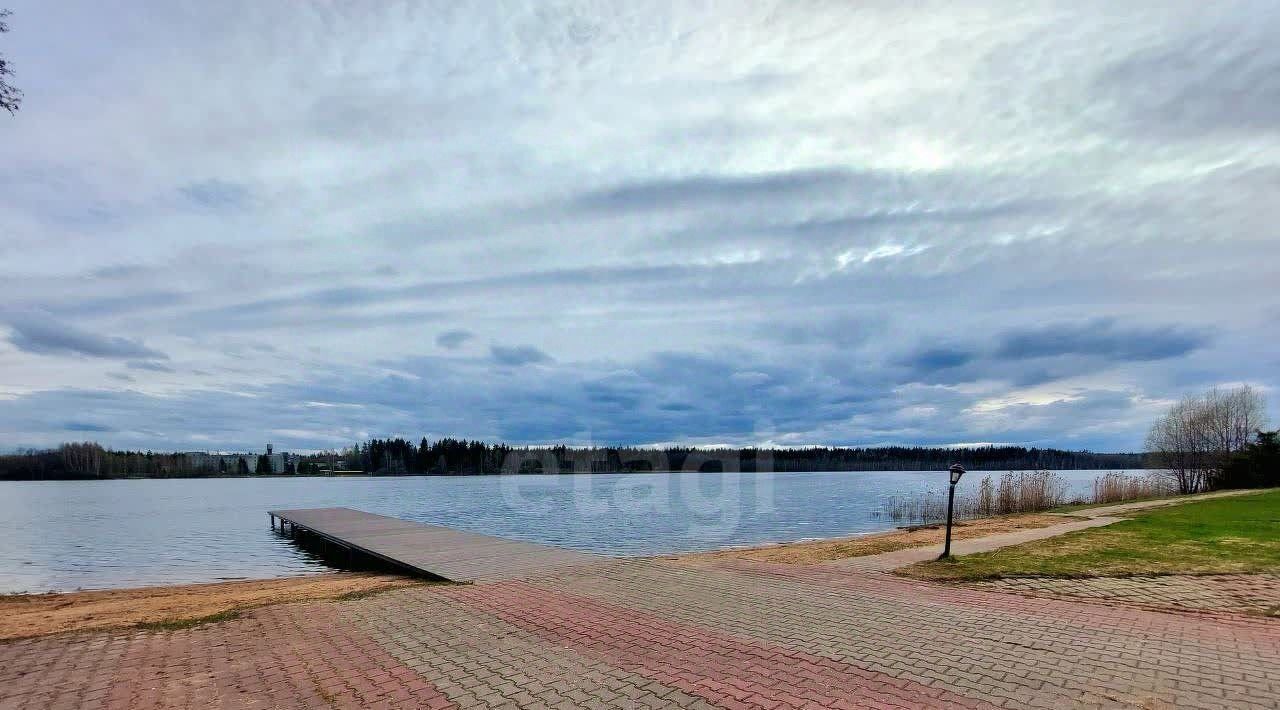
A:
[[183, 445, 296, 474]]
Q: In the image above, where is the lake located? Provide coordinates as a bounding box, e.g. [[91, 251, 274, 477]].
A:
[[0, 470, 1138, 593]]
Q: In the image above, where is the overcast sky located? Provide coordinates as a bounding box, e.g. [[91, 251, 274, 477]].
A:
[[1, 1, 1277, 453]]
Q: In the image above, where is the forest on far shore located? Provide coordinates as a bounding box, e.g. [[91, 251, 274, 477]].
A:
[[0, 440, 1145, 480]]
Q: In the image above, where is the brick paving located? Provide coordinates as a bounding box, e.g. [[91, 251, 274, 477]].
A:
[[966, 574, 1280, 619], [4, 498, 1280, 710], [3, 556, 1278, 709], [0, 603, 453, 710]]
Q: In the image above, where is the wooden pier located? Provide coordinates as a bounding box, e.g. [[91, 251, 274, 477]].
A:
[[268, 507, 601, 583]]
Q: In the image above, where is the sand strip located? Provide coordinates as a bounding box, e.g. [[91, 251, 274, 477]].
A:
[[0, 572, 424, 640]]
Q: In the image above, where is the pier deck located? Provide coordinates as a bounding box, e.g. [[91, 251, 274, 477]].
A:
[[268, 507, 600, 583]]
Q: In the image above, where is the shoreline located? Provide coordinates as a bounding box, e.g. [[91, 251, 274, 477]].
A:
[[8, 491, 1234, 642], [672, 512, 1074, 565], [0, 572, 427, 641], [1, 466, 1159, 482], [3, 511, 1071, 641]]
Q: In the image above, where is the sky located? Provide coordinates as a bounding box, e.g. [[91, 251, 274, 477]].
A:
[[1, 1, 1277, 453]]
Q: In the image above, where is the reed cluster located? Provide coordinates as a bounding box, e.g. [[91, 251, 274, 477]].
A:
[[1091, 471, 1176, 504], [877, 470, 1173, 524]]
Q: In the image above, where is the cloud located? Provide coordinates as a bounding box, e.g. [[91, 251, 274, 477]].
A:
[[891, 319, 1212, 388], [0, 347, 1173, 453], [490, 344, 552, 367], [435, 329, 474, 349], [1096, 16, 1280, 139], [767, 199, 1048, 244], [3, 313, 168, 360], [762, 316, 883, 348], [0, 2, 1276, 452], [899, 347, 976, 372], [179, 179, 251, 210], [995, 319, 1210, 363], [64, 421, 114, 433], [126, 360, 175, 372], [572, 168, 854, 213]]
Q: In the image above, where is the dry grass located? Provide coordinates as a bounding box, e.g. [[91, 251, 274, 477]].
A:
[[0, 573, 426, 640], [675, 514, 1071, 565], [1092, 472, 1177, 505], [135, 609, 244, 632], [881, 471, 1178, 524], [880, 471, 1070, 523]]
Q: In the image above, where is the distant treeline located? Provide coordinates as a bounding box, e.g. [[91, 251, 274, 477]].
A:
[[331, 438, 1145, 475], [0, 438, 1146, 480], [0, 443, 279, 480]]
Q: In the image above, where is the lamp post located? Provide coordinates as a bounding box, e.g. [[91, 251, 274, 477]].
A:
[[940, 463, 965, 559]]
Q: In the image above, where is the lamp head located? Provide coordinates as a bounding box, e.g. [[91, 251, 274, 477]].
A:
[[949, 463, 966, 485]]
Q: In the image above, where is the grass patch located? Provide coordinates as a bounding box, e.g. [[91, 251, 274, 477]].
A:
[[332, 580, 446, 601], [901, 489, 1280, 582], [333, 587, 394, 602], [137, 609, 243, 631]]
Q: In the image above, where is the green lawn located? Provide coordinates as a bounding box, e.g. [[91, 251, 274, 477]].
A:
[[901, 489, 1280, 581]]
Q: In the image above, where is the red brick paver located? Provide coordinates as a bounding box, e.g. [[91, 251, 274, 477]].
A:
[[444, 580, 994, 709], [965, 573, 1280, 618], [0, 604, 453, 710]]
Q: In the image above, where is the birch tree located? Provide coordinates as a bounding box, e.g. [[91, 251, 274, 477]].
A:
[[1, 9, 21, 115], [1146, 385, 1268, 493]]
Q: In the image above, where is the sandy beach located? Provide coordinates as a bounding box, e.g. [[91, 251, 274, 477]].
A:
[[673, 512, 1071, 565], [0, 573, 426, 641]]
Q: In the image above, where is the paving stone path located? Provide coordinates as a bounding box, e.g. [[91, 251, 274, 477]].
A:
[[3, 493, 1278, 710], [966, 574, 1280, 619], [3, 555, 1278, 709]]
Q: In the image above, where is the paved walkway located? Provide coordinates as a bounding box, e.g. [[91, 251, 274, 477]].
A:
[[967, 574, 1280, 618], [3, 492, 1278, 709], [3, 557, 1278, 709]]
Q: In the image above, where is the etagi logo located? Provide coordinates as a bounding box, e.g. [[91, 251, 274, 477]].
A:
[[496, 447, 777, 545]]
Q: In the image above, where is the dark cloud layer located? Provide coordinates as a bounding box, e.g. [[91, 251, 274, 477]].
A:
[[573, 169, 854, 212], [899, 347, 975, 372], [490, 345, 553, 367], [0, 345, 1169, 453], [995, 319, 1211, 363], [3, 314, 168, 361], [435, 329, 474, 349]]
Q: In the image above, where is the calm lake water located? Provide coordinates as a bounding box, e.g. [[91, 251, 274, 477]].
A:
[[0, 470, 1137, 593]]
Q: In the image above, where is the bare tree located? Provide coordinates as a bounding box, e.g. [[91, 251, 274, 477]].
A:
[[0, 9, 21, 114], [60, 442, 106, 478], [1146, 385, 1268, 493], [1146, 398, 1207, 494], [1212, 385, 1267, 455]]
